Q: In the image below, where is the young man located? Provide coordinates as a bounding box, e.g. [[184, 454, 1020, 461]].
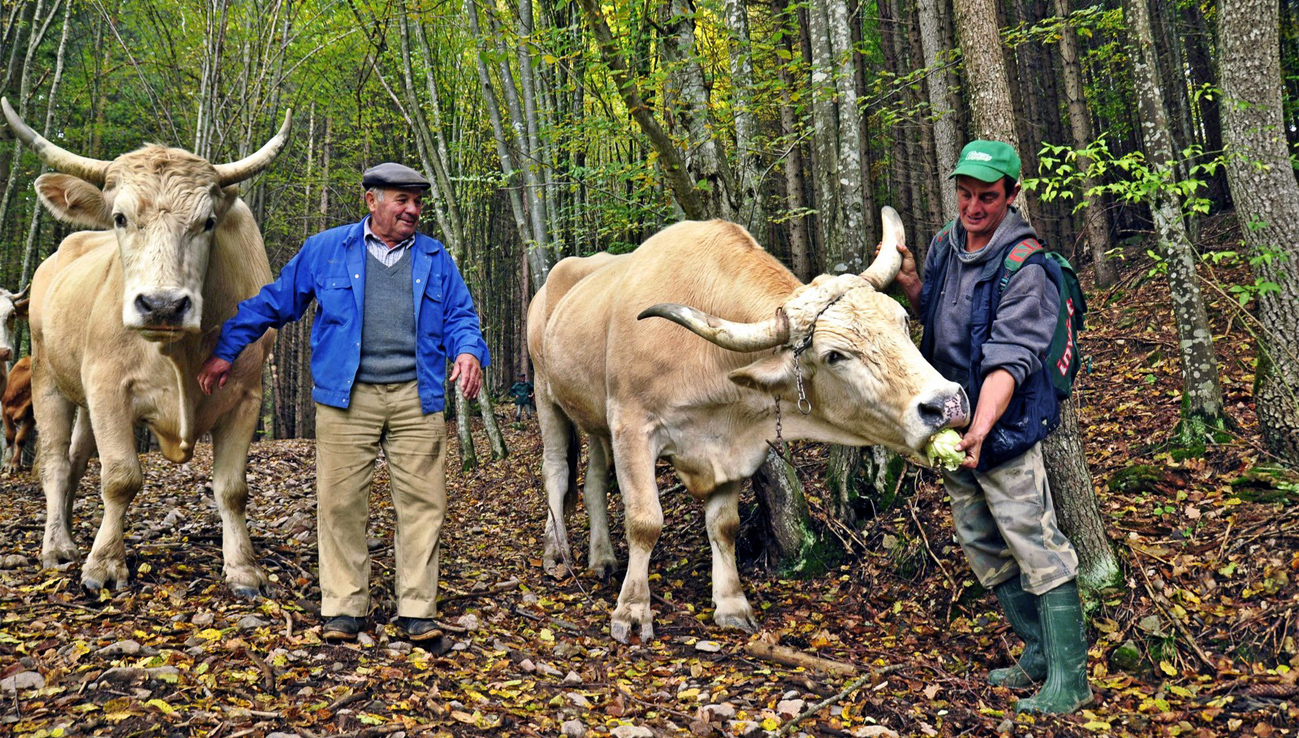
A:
[[894, 141, 1092, 714], [199, 163, 489, 649]]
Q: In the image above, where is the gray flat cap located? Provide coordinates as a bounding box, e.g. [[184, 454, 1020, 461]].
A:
[[362, 162, 431, 191]]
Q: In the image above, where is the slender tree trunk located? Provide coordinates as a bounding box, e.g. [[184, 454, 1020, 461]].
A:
[[479, 391, 507, 460], [0, 0, 58, 243], [18, 0, 70, 288], [1054, 0, 1117, 287], [1125, 0, 1226, 442], [918, 0, 959, 220], [1219, 0, 1299, 463], [773, 0, 811, 280], [807, 0, 842, 264], [455, 385, 477, 471], [827, 0, 866, 268], [725, 0, 766, 234]]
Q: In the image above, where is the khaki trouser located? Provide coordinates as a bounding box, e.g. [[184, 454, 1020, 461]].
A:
[[941, 443, 1078, 595], [315, 381, 447, 618]]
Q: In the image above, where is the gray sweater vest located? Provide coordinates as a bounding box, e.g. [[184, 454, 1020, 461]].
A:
[[356, 250, 418, 384]]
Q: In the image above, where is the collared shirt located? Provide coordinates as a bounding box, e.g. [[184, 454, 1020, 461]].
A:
[[363, 216, 415, 267]]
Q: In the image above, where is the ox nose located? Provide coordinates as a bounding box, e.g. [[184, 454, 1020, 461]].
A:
[[135, 293, 192, 325], [917, 387, 970, 430]]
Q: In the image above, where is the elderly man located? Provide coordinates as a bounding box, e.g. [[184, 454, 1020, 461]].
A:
[[895, 141, 1090, 714], [199, 163, 489, 648]]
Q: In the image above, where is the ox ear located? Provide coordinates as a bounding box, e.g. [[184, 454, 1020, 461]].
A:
[[34, 173, 111, 228], [218, 185, 240, 215], [12, 298, 29, 318], [729, 353, 796, 393]]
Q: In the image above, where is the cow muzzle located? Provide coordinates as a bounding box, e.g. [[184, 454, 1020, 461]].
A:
[[911, 383, 970, 440], [129, 289, 198, 338]]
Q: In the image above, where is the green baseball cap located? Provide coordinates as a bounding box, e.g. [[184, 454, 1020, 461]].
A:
[[949, 140, 1021, 182]]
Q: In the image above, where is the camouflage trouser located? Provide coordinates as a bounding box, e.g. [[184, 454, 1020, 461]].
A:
[[940, 443, 1078, 595]]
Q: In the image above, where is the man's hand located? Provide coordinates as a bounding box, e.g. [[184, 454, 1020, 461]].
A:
[[893, 242, 922, 310], [198, 356, 233, 395], [957, 369, 1017, 469], [449, 353, 483, 399]]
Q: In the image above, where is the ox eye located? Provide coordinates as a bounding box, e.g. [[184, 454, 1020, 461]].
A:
[[203, 216, 216, 232], [824, 350, 847, 365], [113, 213, 127, 228]]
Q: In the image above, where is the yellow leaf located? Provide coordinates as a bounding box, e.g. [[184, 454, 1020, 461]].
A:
[[138, 563, 152, 575], [1159, 660, 1177, 676], [1081, 720, 1112, 731], [539, 629, 554, 642], [762, 717, 780, 731], [146, 698, 176, 715], [197, 629, 223, 641]]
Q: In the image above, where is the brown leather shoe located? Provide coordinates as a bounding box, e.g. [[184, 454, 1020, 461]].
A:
[[322, 615, 363, 641]]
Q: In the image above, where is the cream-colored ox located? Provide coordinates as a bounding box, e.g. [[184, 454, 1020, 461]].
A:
[[0, 284, 28, 392], [2, 98, 290, 596], [529, 209, 970, 643]]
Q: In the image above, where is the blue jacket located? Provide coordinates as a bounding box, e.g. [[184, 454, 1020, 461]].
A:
[[918, 223, 1060, 470], [214, 219, 490, 414]]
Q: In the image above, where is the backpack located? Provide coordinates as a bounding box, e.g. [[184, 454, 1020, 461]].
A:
[[995, 239, 1087, 400]]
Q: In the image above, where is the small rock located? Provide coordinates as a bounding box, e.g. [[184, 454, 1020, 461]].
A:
[[147, 666, 181, 682], [704, 703, 736, 721], [519, 659, 536, 673], [0, 671, 44, 692], [537, 661, 562, 677], [450, 640, 468, 651], [192, 612, 215, 627], [162, 509, 185, 527], [996, 719, 1014, 734], [469, 526, 484, 535], [777, 699, 805, 719], [237, 615, 268, 631], [609, 726, 653, 738], [689, 720, 712, 736], [366, 537, 384, 551], [561, 720, 587, 738], [456, 613, 481, 631], [98, 640, 142, 657], [521, 592, 539, 604], [0, 554, 29, 569], [267, 733, 303, 738], [99, 667, 145, 684], [782, 690, 799, 700], [694, 640, 722, 653], [357, 632, 375, 647], [728, 721, 760, 738], [388, 641, 413, 654], [553, 641, 579, 658], [566, 691, 592, 708], [562, 670, 583, 685]]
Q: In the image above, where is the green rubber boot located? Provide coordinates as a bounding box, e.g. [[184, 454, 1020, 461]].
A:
[[989, 578, 1046, 688], [1015, 580, 1094, 714]]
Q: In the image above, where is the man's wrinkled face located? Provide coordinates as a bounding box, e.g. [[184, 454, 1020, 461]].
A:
[[956, 175, 1018, 246], [366, 187, 424, 246]]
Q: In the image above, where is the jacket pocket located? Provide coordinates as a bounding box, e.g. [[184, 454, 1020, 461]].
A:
[[316, 276, 354, 325], [419, 279, 444, 335]]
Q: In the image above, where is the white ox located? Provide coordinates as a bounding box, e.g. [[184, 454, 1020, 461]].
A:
[[529, 210, 969, 642], [2, 98, 290, 596], [0, 284, 28, 392]]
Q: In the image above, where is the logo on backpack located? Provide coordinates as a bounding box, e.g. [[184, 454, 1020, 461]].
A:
[[997, 240, 1087, 399]]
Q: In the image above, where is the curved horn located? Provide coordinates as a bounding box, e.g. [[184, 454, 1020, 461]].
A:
[[4, 284, 29, 301], [861, 205, 905, 289], [2, 97, 109, 184], [638, 303, 790, 353], [213, 109, 293, 186]]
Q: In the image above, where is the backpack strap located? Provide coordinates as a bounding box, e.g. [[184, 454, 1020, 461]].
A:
[[997, 239, 1045, 293]]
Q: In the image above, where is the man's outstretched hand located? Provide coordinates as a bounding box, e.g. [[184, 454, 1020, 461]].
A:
[[198, 356, 233, 395]]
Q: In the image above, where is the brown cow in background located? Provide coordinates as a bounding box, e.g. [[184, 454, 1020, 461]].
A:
[[3, 356, 33, 473]]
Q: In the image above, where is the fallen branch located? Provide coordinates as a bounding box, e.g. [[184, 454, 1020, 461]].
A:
[[743, 642, 858, 676], [438, 577, 520, 604], [777, 663, 906, 736]]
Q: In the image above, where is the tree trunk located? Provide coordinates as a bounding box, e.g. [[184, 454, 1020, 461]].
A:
[[1054, 0, 1117, 287], [724, 0, 766, 234], [807, 0, 842, 263], [773, 0, 811, 280], [17, 0, 70, 288], [1218, 0, 1299, 463], [455, 384, 477, 472], [918, 0, 960, 221], [479, 392, 507, 461], [952, 0, 1019, 150], [751, 448, 820, 574], [1044, 401, 1121, 591], [1124, 0, 1226, 444], [827, 0, 866, 268]]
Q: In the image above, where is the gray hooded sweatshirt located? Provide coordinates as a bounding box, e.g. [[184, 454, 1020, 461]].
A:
[[926, 207, 1058, 387]]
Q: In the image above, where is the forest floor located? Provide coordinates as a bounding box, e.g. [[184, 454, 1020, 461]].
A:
[[3, 216, 1299, 738]]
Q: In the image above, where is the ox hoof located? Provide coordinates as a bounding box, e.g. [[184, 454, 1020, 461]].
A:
[[230, 584, 266, 600], [81, 558, 130, 593], [610, 605, 655, 644], [714, 610, 759, 633], [41, 546, 81, 570]]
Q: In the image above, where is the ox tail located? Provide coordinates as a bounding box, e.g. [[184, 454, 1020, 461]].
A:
[[564, 422, 580, 517]]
